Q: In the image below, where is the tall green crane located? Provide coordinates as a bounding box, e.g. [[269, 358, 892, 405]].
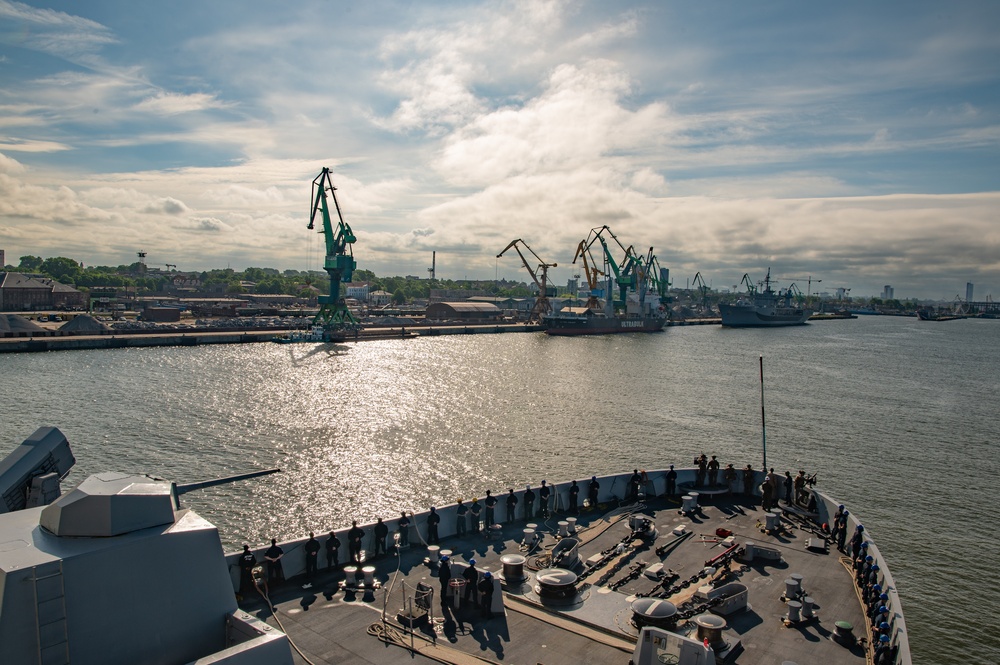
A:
[[309, 167, 358, 330], [582, 226, 634, 311]]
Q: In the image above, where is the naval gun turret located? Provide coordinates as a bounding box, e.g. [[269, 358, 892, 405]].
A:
[[0, 428, 292, 665]]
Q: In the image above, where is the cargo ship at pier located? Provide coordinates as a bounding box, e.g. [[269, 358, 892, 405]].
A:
[[544, 305, 667, 335]]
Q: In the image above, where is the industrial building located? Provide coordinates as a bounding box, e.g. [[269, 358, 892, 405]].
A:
[[0, 273, 86, 312]]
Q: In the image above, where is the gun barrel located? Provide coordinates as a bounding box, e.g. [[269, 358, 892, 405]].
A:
[[174, 468, 281, 495]]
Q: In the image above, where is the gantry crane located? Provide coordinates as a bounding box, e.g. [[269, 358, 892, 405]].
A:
[[497, 239, 557, 323], [774, 275, 821, 297], [309, 167, 358, 330], [572, 240, 605, 309]]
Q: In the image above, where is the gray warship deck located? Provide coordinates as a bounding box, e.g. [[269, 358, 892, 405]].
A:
[[242, 490, 875, 665]]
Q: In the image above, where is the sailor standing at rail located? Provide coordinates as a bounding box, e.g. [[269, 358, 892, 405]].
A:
[[373, 518, 389, 557], [538, 481, 550, 518], [523, 485, 535, 521], [398, 512, 410, 548], [484, 490, 497, 526], [348, 521, 365, 563], [455, 500, 468, 536], [568, 480, 580, 514], [784, 471, 794, 503], [506, 489, 518, 524], [850, 525, 866, 562], [304, 532, 320, 580], [707, 457, 720, 487], [742, 465, 754, 498], [629, 469, 642, 501], [264, 538, 285, 583], [723, 464, 736, 494], [470, 497, 482, 533], [588, 476, 600, 509], [238, 545, 256, 600], [325, 531, 340, 568], [427, 507, 441, 544], [665, 466, 677, 497]]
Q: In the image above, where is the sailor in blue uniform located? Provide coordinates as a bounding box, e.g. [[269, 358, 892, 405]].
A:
[[588, 476, 600, 508], [665, 466, 677, 497], [707, 457, 720, 487], [505, 489, 518, 524], [568, 480, 580, 514], [629, 469, 642, 501]]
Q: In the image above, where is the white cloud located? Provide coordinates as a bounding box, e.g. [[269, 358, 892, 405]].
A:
[[132, 92, 234, 116]]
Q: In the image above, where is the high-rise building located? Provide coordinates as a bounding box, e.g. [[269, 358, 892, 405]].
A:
[[966, 282, 974, 302], [881, 285, 894, 300]]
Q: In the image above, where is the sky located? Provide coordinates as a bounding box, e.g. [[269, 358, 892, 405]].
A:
[[1, 1, 998, 300]]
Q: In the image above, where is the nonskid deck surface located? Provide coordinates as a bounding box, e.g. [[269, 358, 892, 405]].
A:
[[242, 491, 870, 665]]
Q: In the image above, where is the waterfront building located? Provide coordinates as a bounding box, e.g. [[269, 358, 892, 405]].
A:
[[0, 273, 86, 311]]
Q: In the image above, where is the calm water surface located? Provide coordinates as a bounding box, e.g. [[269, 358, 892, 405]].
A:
[[2, 315, 997, 664]]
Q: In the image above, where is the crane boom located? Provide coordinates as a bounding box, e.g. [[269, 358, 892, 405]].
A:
[[497, 239, 557, 323], [572, 240, 604, 309]]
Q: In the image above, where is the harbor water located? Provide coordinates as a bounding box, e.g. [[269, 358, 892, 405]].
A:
[[2, 315, 997, 663]]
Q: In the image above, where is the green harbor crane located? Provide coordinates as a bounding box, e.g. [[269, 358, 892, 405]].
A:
[[309, 167, 358, 331]]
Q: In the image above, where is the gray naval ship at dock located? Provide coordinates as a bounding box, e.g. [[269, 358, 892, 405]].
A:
[[0, 428, 910, 665]]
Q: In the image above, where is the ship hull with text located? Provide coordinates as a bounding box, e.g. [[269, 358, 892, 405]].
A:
[[544, 307, 667, 335]]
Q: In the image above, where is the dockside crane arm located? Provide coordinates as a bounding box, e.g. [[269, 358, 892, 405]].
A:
[[497, 239, 557, 322], [572, 240, 605, 309], [739, 273, 757, 295]]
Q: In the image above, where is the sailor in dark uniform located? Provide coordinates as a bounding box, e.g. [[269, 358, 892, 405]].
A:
[[784, 471, 794, 503], [568, 480, 580, 514], [398, 512, 411, 548], [695, 455, 707, 486], [264, 538, 284, 583], [523, 485, 535, 521], [484, 490, 497, 526], [347, 520, 365, 563], [707, 457, 720, 487], [538, 481, 550, 518], [723, 464, 736, 494], [588, 476, 600, 509], [505, 489, 518, 524], [836, 509, 849, 551], [455, 500, 468, 536], [629, 469, 642, 501], [427, 507, 441, 544], [238, 545, 256, 600], [325, 531, 340, 568], [462, 559, 479, 607], [478, 571, 495, 617], [304, 532, 320, 579], [665, 466, 677, 497], [470, 498, 482, 533], [742, 465, 754, 498], [850, 525, 866, 562], [438, 555, 451, 606], [373, 518, 389, 557]]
